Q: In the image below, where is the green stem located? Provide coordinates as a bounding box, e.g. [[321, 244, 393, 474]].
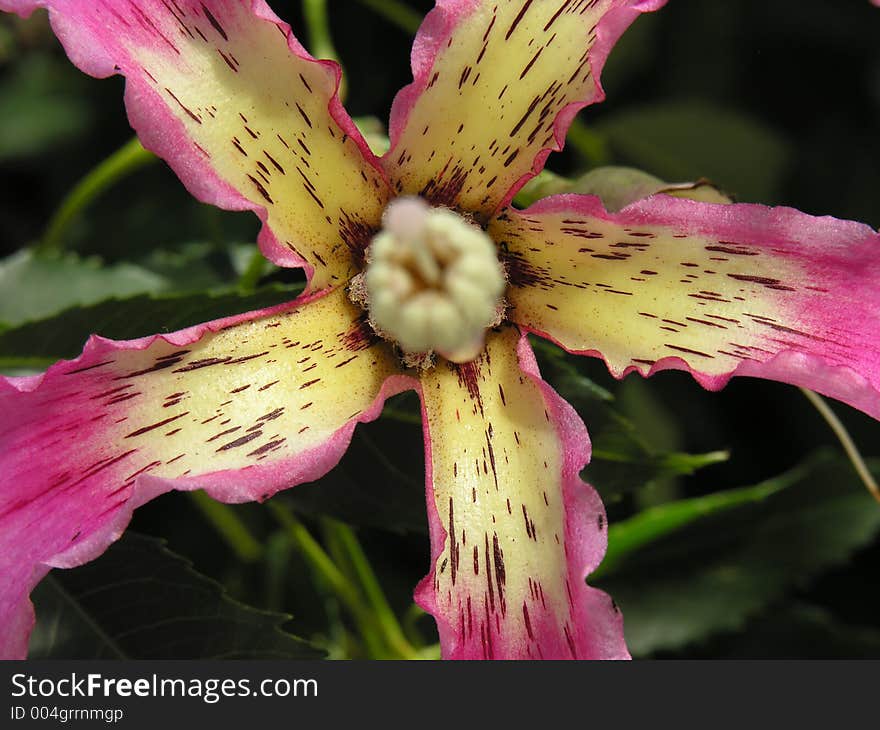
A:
[[188, 491, 263, 562], [324, 519, 420, 659], [263, 531, 294, 611], [266, 500, 390, 657], [801, 388, 880, 505], [302, 0, 338, 61], [302, 0, 347, 101], [356, 0, 422, 34], [319, 523, 390, 658], [304, 527, 376, 658], [38, 137, 155, 254], [267, 501, 363, 611]]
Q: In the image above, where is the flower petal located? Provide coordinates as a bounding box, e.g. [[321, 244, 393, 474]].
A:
[[0, 287, 411, 658], [417, 327, 627, 659], [1, 0, 389, 288], [383, 0, 666, 217], [494, 194, 880, 418]]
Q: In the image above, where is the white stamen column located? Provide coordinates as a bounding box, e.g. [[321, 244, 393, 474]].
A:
[[353, 196, 506, 364]]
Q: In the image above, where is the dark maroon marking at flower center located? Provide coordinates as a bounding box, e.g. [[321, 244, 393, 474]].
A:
[[455, 361, 484, 417], [338, 210, 377, 263], [501, 249, 550, 289], [340, 315, 379, 352]]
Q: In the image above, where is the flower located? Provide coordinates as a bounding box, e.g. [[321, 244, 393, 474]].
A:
[[1, 0, 879, 661]]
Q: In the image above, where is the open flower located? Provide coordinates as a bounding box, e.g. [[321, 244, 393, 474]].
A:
[[1, 0, 879, 660]]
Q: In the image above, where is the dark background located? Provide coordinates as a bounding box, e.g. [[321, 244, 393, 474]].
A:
[[2, 0, 879, 659]]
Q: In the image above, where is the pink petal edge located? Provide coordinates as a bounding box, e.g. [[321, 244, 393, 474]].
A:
[[414, 330, 629, 660], [0, 292, 417, 659], [384, 0, 668, 215], [519, 193, 880, 420], [0, 0, 389, 283]]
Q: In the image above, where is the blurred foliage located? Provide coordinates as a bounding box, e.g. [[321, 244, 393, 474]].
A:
[[0, 0, 877, 659], [0, 53, 93, 161], [597, 454, 880, 655], [0, 250, 166, 326], [0, 284, 302, 368], [593, 102, 792, 203], [29, 533, 322, 659]]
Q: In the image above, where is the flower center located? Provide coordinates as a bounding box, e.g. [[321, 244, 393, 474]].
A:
[[356, 197, 505, 364]]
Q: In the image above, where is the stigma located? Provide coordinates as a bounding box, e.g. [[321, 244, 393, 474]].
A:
[[352, 197, 506, 365]]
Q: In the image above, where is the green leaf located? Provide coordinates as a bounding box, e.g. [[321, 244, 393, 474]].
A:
[[512, 170, 571, 208], [0, 284, 302, 366], [532, 338, 727, 499], [596, 452, 880, 656], [595, 101, 793, 202], [135, 241, 274, 293], [595, 468, 799, 580], [0, 249, 167, 327], [28, 532, 323, 659]]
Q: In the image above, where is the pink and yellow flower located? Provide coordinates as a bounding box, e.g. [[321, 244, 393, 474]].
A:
[[1, 0, 878, 660]]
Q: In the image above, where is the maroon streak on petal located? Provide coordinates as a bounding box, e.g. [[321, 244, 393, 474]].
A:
[[495, 193, 880, 419], [417, 327, 628, 659], [383, 0, 667, 217], [0, 288, 411, 658], [0, 0, 390, 289]]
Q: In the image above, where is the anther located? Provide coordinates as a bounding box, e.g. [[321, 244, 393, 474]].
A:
[[354, 196, 506, 364]]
